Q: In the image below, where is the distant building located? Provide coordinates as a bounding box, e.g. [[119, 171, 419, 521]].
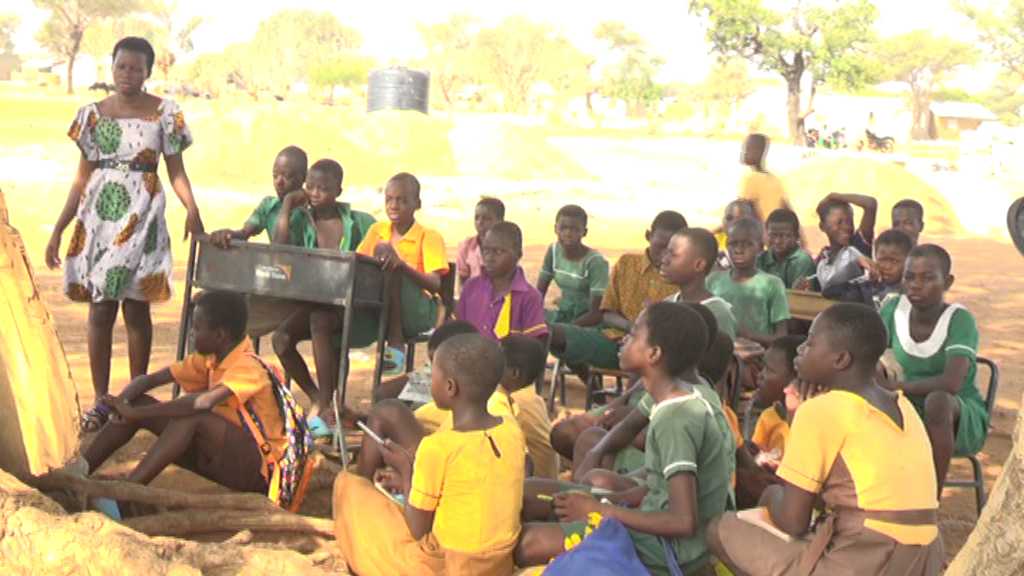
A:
[[929, 102, 998, 141]]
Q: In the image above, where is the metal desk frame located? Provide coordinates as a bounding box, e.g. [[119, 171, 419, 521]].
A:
[[174, 236, 391, 460]]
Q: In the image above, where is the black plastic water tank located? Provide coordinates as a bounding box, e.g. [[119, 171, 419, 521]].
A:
[[367, 67, 430, 114]]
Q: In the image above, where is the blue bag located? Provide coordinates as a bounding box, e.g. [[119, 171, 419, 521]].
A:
[[542, 517, 651, 576]]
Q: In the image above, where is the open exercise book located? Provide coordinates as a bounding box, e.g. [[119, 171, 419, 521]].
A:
[[397, 368, 433, 407]]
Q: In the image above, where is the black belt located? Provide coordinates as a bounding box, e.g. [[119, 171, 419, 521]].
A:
[[96, 159, 158, 173]]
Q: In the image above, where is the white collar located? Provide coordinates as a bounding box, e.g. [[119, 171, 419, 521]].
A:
[[650, 387, 714, 420], [893, 295, 964, 357]]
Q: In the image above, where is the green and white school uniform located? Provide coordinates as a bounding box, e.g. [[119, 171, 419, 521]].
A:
[[880, 295, 988, 456]]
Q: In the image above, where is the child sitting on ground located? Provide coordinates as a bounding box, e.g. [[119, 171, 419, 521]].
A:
[[823, 229, 912, 310], [371, 320, 479, 404], [515, 303, 732, 575], [892, 198, 925, 246], [71, 291, 284, 497], [457, 222, 548, 342], [707, 217, 790, 347], [662, 227, 740, 338], [268, 159, 376, 431], [749, 335, 805, 461], [537, 204, 610, 326], [501, 335, 560, 479], [709, 303, 944, 576], [879, 244, 988, 495], [333, 334, 525, 576], [457, 197, 504, 291], [356, 172, 449, 376], [756, 209, 815, 289], [801, 192, 877, 292]]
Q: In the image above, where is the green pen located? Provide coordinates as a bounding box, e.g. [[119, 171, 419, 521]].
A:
[[536, 494, 554, 502]]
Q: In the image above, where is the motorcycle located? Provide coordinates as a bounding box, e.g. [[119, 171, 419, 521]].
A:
[[861, 129, 895, 153]]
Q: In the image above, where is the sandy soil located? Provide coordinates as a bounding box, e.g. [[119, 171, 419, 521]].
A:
[[2, 130, 1021, 566]]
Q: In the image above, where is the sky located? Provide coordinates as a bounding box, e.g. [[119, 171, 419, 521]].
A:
[[8, 0, 980, 82]]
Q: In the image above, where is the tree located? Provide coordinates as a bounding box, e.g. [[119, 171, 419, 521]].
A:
[[309, 53, 373, 103], [33, 0, 142, 94], [689, 0, 880, 144], [954, 0, 1024, 80], [691, 58, 758, 133], [416, 13, 481, 114], [476, 15, 588, 113], [187, 52, 226, 96], [978, 71, 1024, 126], [593, 21, 667, 117], [147, 1, 205, 83], [873, 31, 978, 139], [249, 9, 363, 96], [0, 12, 22, 55]]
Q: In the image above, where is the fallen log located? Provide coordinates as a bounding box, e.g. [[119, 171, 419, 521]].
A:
[[124, 508, 335, 538]]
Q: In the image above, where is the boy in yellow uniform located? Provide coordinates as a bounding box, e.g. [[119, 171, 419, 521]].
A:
[[75, 291, 284, 495], [356, 172, 448, 376], [333, 334, 525, 576], [500, 335, 560, 479], [739, 133, 788, 223], [709, 303, 944, 576], [749, 335, 804, 457]]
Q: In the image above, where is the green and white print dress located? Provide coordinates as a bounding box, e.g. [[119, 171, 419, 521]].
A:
[[64, 99, 192, 303]]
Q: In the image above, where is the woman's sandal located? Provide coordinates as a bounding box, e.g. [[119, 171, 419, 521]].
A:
[[81, 404, 113, 433]]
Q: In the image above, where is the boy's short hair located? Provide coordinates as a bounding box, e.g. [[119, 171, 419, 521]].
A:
[[112, 36, 155, 76], [892, 199, 924, 222], [769, 335, 806, 377], [673, 228, 718, 272], [435, 334, 505, 401], [196, 290, 248, 341], [388, 172, 421, 200], [487, 221, 524, 252], [908, 243, 952, 276], [818, 303, 887, 368], [699, 331, 735, 385], [427, 320, 479, 354], [278, 145, 309, 177], [500, 336, 548, 386], [816, 198, 853, 224], [875, 229, 914, 256], [644, 302, 708, 377], [477, 197, 505, 220], [555, 204, 588, 227], [725, 199, 754, 218], [309, 158, 343, 188], [766, 208, 800, 234], [728, 216, 764, 240], [682, 302, 719, 353], [651, 210, 688, 234]]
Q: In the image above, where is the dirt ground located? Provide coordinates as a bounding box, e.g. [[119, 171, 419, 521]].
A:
[[1, 90, 1021, 566]]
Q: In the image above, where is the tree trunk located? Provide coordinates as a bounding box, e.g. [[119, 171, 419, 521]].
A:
[[66, 29, 84, 96], [945, 395, 1024, 576], [785, 69, 805, 146]]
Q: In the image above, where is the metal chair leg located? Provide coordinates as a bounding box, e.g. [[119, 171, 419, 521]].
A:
[[969, 454, 986, 513], [547, 359, 561, 414]]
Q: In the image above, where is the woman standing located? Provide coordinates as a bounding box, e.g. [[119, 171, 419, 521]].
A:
[[45, 37, 204, 431]]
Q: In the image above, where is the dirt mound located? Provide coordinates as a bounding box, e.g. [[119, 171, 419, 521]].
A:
[[185, 103, 456, 189], [781, 157, 962, 237], [453, 123, 597, 181]]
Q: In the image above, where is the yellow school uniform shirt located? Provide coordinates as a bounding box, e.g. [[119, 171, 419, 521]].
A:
[[739, 171, 787, 220], [170, 339, 287, 455], [722, 404, 744, 449], [777, 390, 939, 545], [751, 403, 790, 455], [409, 416, 526, 553], [356, 220, 448, 275], [415, 385, 516, 434], [509, 387, 560, 479]]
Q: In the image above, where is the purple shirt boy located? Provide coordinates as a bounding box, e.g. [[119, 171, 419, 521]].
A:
[[456, 267, 549, 341]]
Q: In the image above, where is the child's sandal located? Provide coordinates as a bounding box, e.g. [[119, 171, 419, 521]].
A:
[[81, 404, 113, 433], [382, 347, 406, 377]]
